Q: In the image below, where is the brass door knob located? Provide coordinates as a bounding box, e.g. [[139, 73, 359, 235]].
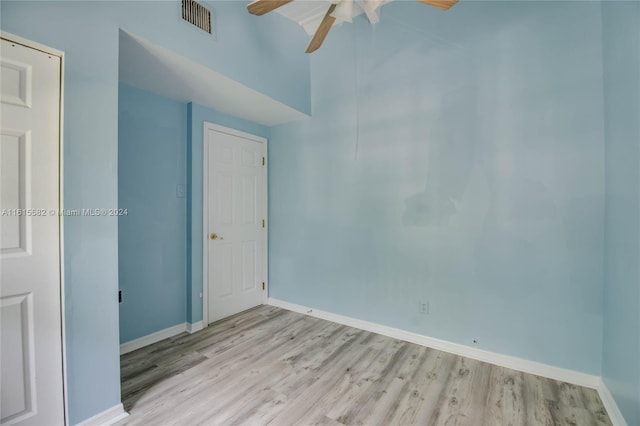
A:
[[210, 233, 223, 240]]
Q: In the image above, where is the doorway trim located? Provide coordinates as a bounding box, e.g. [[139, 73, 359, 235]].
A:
[[0, 31, 67, 425], [201, 122, 268, 327]]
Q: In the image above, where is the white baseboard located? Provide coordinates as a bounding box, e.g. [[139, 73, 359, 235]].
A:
[[187, 321, 203, 334], [76, 403, 128, 426], [268, 298, 601, 389], [120, 323, 187, 355], [596, 379, 629, 426]]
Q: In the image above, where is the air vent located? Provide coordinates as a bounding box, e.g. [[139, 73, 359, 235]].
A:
[[182, 0, 212, 34]]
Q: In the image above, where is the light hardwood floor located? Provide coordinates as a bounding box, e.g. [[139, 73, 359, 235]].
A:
[[117, 306, 611, 426]]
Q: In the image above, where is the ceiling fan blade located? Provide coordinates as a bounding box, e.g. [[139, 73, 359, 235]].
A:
[[305, 4, 337, 53], [247, 0, 294, 16], [417, 0, 458, 11]]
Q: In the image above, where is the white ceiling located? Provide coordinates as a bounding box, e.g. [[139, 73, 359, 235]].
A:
[[276, 1, 337, 35], [275, 0, 392, 35], [118, 30, 309, 127]]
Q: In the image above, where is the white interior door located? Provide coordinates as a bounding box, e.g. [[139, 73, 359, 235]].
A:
[[204, 124, 266, 324], [0, 38, 64, 425]]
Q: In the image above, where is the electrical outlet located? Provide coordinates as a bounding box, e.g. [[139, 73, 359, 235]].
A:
[[420, 301, 429, 314]]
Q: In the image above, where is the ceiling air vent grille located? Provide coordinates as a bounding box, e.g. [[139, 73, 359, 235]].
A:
[[182, 0, 212, 34]]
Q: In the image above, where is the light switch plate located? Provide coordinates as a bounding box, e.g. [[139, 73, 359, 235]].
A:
[[177, 184, 186, 198]]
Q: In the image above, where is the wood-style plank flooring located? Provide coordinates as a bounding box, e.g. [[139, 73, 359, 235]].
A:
[[117, 306, 611, 426]]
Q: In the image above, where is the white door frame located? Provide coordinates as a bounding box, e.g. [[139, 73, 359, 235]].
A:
[[202, 122, 268, 327], [0, 31, 67, 425]]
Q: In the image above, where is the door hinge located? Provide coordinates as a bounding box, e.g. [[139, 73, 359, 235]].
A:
[[118, 290, 122, 303], [262, 219, 265, 228], [262, 282, 265, 291], [262, 157, 265, 166]]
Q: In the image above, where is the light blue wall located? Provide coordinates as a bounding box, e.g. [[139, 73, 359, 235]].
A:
[[187, 102, 269, 323], [3, 0, 638, 422], [114, 1, 311, 115], [1, 3, 122, 422], [602, 2, 640, 424], [0, 1, 309, 423], [118, 83, 187, 343], [269, 0, 605, 374]]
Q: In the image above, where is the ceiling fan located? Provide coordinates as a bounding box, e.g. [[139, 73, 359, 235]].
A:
[[247, 0, 458, 53]]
